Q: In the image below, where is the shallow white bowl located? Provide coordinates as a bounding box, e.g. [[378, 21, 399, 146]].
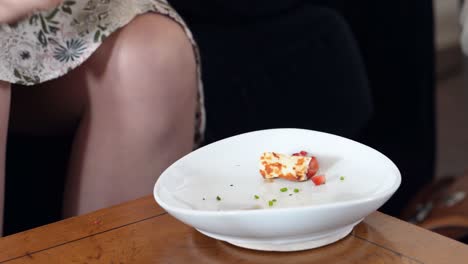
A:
[[154, 128, 401, 251]]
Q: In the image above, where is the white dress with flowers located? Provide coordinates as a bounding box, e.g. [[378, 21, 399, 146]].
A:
[[0, 0, 205, 144]]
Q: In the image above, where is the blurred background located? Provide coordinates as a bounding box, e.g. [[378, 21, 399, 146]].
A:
[[434, 0, 468, 179]]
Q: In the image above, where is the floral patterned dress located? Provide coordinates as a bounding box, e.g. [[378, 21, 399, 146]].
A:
[[0, 0, 205, 144]]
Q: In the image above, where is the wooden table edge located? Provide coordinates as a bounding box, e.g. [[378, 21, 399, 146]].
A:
[[0, 196, 467, 263]]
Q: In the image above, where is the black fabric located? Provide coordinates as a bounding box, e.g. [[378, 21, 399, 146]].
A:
[[191, 6, 372, 144], [4, 134, 71, 236], [169, 0, 304, 24], [340, 1, 436, 214]]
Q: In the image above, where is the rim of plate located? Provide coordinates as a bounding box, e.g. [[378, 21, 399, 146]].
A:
[[153, 128, 402, 216]]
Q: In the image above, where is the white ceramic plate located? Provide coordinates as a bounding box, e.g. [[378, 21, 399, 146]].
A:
[[154, 128, 401, 251]]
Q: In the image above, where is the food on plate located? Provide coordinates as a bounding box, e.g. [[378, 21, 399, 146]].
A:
[[311, 175, 326, 186], [268, 199, 277, 207], [259, 151, 325, 185]]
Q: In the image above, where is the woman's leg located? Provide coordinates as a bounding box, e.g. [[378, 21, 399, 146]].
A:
[[62, 14, 198, 216], [0, 81, 11, 235]]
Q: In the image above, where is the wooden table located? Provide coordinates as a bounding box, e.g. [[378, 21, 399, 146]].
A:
[[0, 196, 466, 264]]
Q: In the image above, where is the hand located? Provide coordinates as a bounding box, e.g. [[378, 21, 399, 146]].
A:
[[0, 0, 63, 24]]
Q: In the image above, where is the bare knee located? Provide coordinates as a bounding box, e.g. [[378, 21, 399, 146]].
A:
[[84, 14, 197, 142], [115, 14, 197, 102], [89, 14, 196, 79]]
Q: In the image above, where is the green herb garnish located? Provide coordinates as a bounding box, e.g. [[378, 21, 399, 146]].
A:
[[294, 188, 300, 193], [340, 176, 345, 181], [272, 199, 277, 202], [268, 200, 274, 207], [216, 196, 221, 201], [254, 195, 260, 199], [280, 187, 288, 192]]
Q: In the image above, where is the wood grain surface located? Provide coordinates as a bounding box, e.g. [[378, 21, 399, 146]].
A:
[[0, 196, 466, 264]]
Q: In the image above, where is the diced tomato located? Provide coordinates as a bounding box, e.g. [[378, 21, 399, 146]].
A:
[[306, 157, 319, 178], [311, 175, 326, 186], [292, 150, 308, 156]]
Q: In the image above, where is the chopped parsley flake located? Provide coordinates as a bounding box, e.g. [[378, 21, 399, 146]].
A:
[[216, 196, 221, 201], [280, 187, 288, 192], [254, 195, 260, 199], [340, 176, 345, 181], [268, 199, 278, 207], [294, 188, 300, 193]]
